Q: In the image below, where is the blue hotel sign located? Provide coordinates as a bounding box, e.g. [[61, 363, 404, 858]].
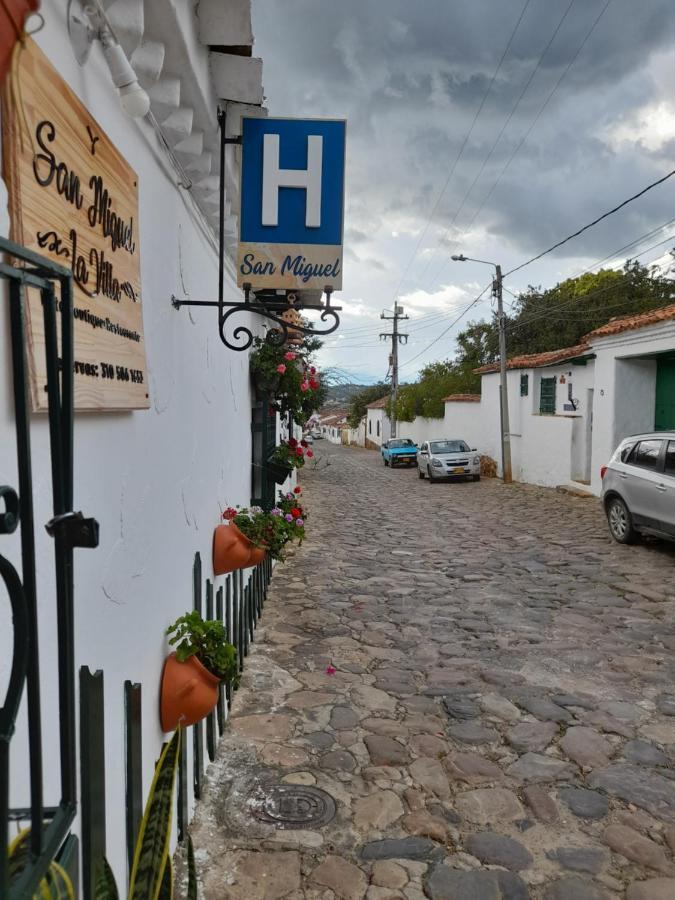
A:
[[237, 117, 346, 291]]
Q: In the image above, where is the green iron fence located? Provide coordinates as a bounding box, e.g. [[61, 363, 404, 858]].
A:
[[0, 237, 273, 897]]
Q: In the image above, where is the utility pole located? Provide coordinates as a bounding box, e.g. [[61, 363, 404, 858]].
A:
[[451, 254, 512, 484], [494, 265, 513, 484], [380, 304, 409, 438]]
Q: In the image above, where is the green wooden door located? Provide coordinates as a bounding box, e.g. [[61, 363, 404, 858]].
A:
[[539, 377, 556, 415], [655, 359, 675, 431]]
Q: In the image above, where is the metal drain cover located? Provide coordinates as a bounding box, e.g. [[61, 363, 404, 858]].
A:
[[251, 784, 336, 829]]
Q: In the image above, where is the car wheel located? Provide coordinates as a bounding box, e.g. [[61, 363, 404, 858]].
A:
[[418, 467, 425, 479], [428, 465, 438, 483], [606, 496, 639, 544], [473, 474, 480, 482], [383, 458, 388, 466]]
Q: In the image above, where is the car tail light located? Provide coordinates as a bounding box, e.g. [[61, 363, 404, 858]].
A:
[[600, 465, 608, 480]]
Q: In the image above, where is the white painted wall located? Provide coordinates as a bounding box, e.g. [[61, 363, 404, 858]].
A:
[[366, 408, 390, 446], [589, 320, 675, 493], [397, 416, 444, 446], [0, 3, 262, 887]]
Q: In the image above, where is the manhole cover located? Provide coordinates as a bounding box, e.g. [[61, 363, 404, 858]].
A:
[[251, 784, 336, 829]]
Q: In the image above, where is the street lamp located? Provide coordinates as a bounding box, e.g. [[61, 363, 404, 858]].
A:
[[451, 254, 513, 484]]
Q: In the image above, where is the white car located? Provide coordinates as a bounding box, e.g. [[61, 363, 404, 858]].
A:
[[417, 439, 481, 483]]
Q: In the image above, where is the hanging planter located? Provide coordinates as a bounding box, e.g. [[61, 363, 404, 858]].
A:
[[267, 458, 293, 485], [160, 612, 239, 731], [160, 652, 220, 731], [252, 370, 280, 401], [0, 0, 40, 88], [213, 521, 259, 575]]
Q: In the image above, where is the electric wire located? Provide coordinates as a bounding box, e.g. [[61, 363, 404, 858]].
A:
[[399, 283, 492, 371], [504, 168, 675, 277], [418, 0, 578, 285], [384, 0, 534, 306], [431, 0, 614, 288]]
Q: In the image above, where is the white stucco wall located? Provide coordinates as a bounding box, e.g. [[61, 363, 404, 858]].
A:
[[366, 408, 390, 446], [397, 416, 444, 446], [0, 3, 261, 886], [589, 320, 675, 494]]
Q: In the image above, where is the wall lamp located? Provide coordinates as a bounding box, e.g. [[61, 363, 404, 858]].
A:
[[67, 0, 150, 118]]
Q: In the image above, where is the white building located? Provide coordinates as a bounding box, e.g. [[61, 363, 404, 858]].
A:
[[0, 0, 287, 891], [397, 304, 675, 495], [365, 396, 390, 449]]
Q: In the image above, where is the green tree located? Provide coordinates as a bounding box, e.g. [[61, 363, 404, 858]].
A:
[[347, 383, 389, 427]]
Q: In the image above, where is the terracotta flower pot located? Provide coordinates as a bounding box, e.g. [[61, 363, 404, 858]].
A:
[[248, 545, 267, 566], [213, 522, 252, 575], [160, 652, 220, 731]]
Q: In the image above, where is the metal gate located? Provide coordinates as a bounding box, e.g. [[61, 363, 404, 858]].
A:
[[0, 236, 98, 897]]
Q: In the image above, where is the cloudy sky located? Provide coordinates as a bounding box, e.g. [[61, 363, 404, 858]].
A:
[[252, 0, 675, 383]]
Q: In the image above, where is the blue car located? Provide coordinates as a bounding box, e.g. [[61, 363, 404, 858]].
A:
[[381, 438, 418, 468]]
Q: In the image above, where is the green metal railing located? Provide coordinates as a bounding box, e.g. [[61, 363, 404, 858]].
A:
[[0, 237, 98, 897], [1, 236, 274, 897]]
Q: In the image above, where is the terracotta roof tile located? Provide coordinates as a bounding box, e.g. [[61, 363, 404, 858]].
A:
[[443, 393, 481, 402], [366, 396, 389, 409], [582, 303, 675, 340], [474, 343, 590, 375]]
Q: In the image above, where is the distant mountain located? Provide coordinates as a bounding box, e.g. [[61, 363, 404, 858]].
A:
[[323, 383, 370, 406]]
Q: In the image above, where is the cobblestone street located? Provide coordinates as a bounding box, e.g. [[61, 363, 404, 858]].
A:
[[192, 442, 675, 899]]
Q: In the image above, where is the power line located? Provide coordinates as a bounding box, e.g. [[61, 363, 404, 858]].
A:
[[505, 232, 675, 335], [504, 167, 675, 277], [419, 0, 577, 285], [440, 0, 614, 278], [399, 283, 492, 371], [385, 0, 534, 305]]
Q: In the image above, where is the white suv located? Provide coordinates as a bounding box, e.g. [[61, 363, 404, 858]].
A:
[[601, 432, 675, 543]]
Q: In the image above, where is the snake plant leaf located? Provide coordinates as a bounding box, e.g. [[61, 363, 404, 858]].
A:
[[7, 830, 75, 900], [187, 836, 197, 900], [157, 856, 174, 900], [128, 728, 181, 900], [94, 857, 120, 900]]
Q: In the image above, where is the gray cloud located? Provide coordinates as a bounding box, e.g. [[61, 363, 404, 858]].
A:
[[252, 0, 675, 375]]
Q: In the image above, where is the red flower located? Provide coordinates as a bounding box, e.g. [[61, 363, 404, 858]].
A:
[[222, 507, 237, 520], [288, 437, 298, 448], [291, 507, 302, 518], [301, 439, 308, 447], [306, 449, 314, 458], [294, 486, 302, 494], [296, 447, 304, 456], [309, 378, 319, 390], [310, 366, 317, 375]]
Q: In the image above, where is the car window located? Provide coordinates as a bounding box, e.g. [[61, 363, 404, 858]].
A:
[[619, 443, 636, 463], [389, 439, 414, 448], [430, 440, 470, 454], [628, 439, 663, 470], [665, 441, 675, 477]]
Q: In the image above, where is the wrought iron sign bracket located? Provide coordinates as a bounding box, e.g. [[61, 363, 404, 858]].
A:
[[171, 285, 341, 351], [46, 511, 100, 549], [171, 106, 342, 351]]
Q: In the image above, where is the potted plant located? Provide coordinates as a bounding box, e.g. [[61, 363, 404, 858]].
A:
[[249, 336, 326, 424], [213, 513, 261, 575], [267, 437, 312, 484], [160, 611, 238, 731], [276, 488, 307, 547]]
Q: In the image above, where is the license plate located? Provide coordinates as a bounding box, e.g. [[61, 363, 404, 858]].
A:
[[451, 467, 466, 474]]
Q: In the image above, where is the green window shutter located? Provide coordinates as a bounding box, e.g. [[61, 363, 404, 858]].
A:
[[520, 374, 529, 396], [539, 377, 556, 415]]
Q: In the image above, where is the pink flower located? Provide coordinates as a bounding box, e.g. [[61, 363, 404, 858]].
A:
[[300, 381, 310, 392], [306, 449, 314, 458], [325, 665, 336, 675], [284, 351, 296, 361], [276, 364, 286, 374], [296, 518, 304, 526]]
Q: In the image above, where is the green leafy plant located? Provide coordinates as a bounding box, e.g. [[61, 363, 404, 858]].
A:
[[166, 612, 238, 683], [269, 437, 312, 470], [94, 729, 198, 900], [8, 829, 75, 898], [249, 335, 325, 424]]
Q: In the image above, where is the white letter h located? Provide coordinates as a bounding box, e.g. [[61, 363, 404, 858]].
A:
[[261, 133, 323, 228]]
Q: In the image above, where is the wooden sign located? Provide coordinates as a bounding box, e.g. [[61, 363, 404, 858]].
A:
[[2, 39, 149, 411]]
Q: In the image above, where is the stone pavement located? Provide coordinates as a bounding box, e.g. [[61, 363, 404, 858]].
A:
[[190, 442, 675, 899]]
